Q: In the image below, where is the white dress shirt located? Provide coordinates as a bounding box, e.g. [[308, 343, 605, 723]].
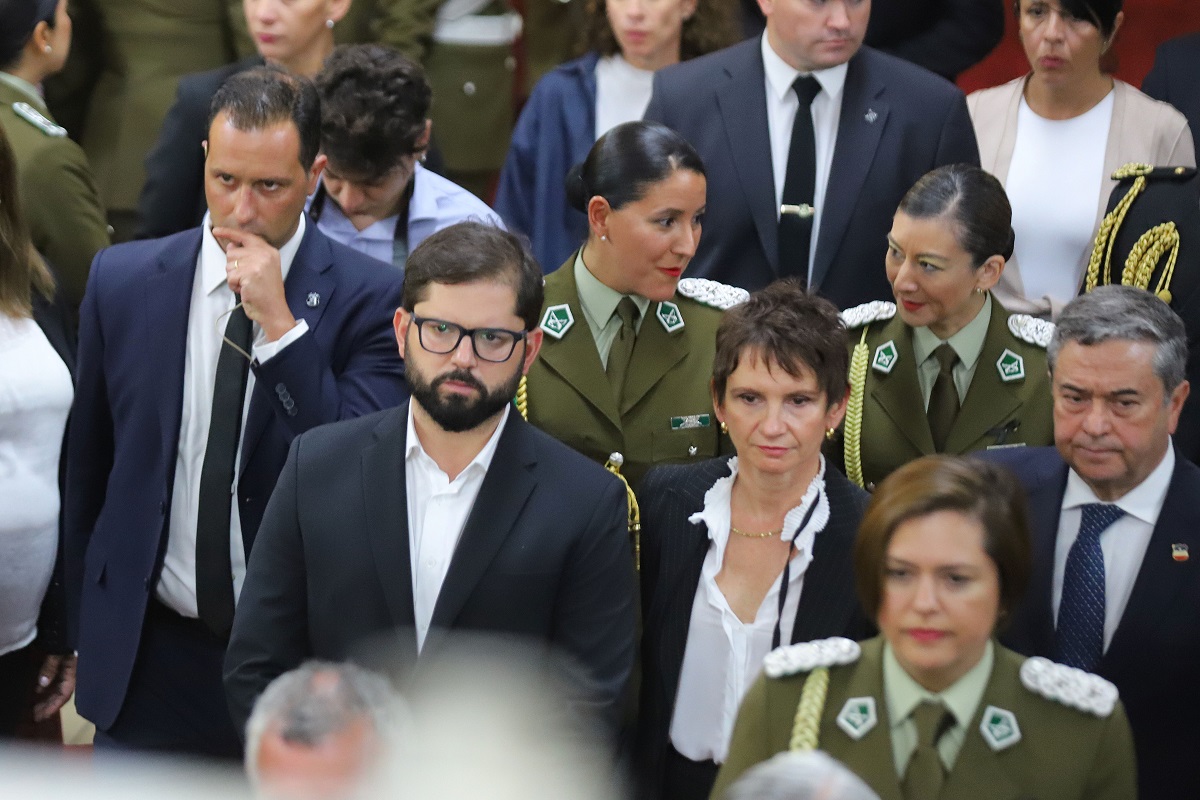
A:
[[405, 403, 510, 651], [669, 455, 831, 763], [1053, 444, 1174, 650], [157, 215, 309, 617], [761, 34, 848, 280]]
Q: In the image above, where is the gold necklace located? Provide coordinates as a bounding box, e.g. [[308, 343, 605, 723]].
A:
[[730, 525, 780, 539]]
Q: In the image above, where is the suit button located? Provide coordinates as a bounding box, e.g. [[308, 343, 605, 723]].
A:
[[276, 383, 287, 396], [462, 81, 476, 96]]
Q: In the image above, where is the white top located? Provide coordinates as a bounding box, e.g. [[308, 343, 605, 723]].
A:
[[761, 33, 847, 281], [1053, 443, 1173, 649], [0, 313, 72, 655], [669, 455, 831, 763], [1006, 92, 1115, 310], [405, 403, 510, 652], [594, 54, 657, 141], [158, 215, 310, 617]]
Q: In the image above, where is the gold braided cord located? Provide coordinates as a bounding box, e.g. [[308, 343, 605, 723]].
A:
[[1085, 163, 1154, 292], [516, 375, 529, 420], [844, 328, 870, 489], [1122, 223, 1180, 305], [789, 667, 830, 752], [603, 457, 642, 572]]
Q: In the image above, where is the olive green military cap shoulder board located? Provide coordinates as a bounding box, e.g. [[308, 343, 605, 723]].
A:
[[676, 277, 750, 310], [764, 637, 861, 679], [12, 102, 67, 138], [1019, 657, 1119, 717], [839, 300, 896, 330], [1007, 314, 1054, 349]]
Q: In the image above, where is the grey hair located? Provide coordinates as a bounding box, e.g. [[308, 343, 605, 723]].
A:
[[1048, 285, 1188, 398], [722, 751, 880, 800], [244, 660, 401, 785]]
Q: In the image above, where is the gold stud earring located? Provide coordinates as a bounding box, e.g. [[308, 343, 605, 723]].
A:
[[719, 421, 728, 435], [825, 427, 836, 441]]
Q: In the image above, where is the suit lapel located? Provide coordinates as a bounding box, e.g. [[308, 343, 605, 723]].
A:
[[1102, 454, 1200, 678], [240, 226, 337, 474], [715, 43, 778, 273], [148, 231, 202, 466], [812, 55, 888, 290], [941, 650, 1023, 800], [360, 407, 417, 663], [945, 300, 1022, 453], [1022, 456, 1069, 656], [535, 261, 622, 430], [822, 640, 902, 800], [655, 512, 711, 702], [622, 305, 690, 413], [791, 478, 855, 642], [427, 414, 538, 637], [870, 321, 936, 454]]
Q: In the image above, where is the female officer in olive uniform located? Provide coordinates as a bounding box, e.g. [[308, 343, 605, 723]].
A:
[[834, 165, 1053, 491], [521, 121, 745, 490], [712, 456, 1138, 800]]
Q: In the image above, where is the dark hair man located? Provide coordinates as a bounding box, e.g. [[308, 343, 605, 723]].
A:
[[65, 66, 407, 758]]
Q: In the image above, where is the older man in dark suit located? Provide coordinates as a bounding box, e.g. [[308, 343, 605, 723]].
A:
[[644, 0, 979, 309], [65, 67, 406, 758], [989, 286, 1200, 800], [224, 222, 637, 739]]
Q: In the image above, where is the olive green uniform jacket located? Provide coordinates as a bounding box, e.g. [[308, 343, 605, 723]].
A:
[[524, 259, 731, 490], [712, 637, 1138, 800], [0, 82, 109, 309], [46, 0, 237, 228], [834, 296, 1053, 490], [228, 0, 516, 175]]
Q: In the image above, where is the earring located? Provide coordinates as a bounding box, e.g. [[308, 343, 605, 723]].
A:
[[43, 45, 52, 53], [825, 427, 836, 441], [974, 287, 985, 295], [600, 234, 608, 241], [719, 421, 728, 435], [326, 18, 335, 28]]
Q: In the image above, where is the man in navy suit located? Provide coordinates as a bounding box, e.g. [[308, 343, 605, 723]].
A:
[[644, 0, 979, 308], [990, 286, 1200, 800], [64, 66, 407, 758], [1143, 32, 1200, 150], [224, 222, 637, 741]]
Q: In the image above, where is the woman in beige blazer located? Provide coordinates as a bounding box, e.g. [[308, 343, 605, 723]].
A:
[[967, 0, 1193, 319]]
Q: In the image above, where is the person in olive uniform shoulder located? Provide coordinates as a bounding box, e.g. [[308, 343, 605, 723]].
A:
[[0, 0, 109, 310], [712, 456, 1138, 800], [834, 165, 1052, 491], [522, 121, 745, 491]]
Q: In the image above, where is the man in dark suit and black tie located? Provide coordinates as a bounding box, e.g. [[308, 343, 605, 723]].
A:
[[989, 286, 1200, 800], [64, 66, 407, 758], [644, 0, 979, 308], [224, 221, 638, 740]]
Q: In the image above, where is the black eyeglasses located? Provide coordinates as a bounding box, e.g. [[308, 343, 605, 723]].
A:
[[410, 316, 528, 363]]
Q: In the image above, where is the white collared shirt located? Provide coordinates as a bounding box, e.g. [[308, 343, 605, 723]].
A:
[[669, 455, 830, 763], [1053, 443, 1174, 649], [761, 33, 848, 280], [405, 403, 510, 651], [157, 215, 309, 617]]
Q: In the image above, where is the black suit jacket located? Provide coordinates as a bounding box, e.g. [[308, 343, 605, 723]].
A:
[[1143, 32, 1200, 151], [135, 57, 262, 239], [634, 458, 873, 798], [644, 42, 979, 309], [224, 404, 638, 736], [989, 446, 1200, 800]]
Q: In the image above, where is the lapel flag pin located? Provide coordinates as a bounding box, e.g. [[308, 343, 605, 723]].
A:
[[306, 292, 321, 308], [1172, 543, 1189, 562], [865, 109, 878, 124]]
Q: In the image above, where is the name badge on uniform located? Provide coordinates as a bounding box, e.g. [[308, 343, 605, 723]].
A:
[[670, 414, 711, 430]]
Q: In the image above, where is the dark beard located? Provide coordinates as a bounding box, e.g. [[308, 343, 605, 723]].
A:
[[407, 365, 521, 433]]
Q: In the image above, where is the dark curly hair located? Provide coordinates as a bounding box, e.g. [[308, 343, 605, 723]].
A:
[[581, 0, 739, 62], [315, 44, 432, 178]]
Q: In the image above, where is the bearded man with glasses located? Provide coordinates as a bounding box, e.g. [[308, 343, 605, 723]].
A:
[[225, 221, 638, 749]]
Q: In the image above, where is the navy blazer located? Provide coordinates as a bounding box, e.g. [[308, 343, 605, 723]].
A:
[[634, 458, 873, 799], [990, 446, 1200, 800], [1143, 33, 1200, 153], [644, 42, 979, 308], [64, 223, 407, 731], [224, 403, 637, 736]]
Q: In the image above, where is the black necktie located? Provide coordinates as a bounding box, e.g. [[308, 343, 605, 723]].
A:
[[779, 75, 822, 279], [195, 302, 253, 637], [606, 297, 639, 400], [927, 344, 960, 451]]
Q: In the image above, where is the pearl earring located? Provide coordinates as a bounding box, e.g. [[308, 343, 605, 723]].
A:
[[600, 235, 608, 241], [44, 45, 52, 53], [326, 18, 335, 28]]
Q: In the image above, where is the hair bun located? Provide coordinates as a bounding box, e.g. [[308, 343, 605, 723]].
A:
[[1002, 226, 1016, 261], [564, 163, 590, 213]]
